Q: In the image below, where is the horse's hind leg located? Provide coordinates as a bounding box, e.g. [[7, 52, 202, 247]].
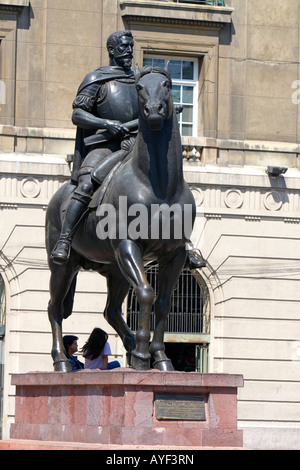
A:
[[48, 260, 79, 372]]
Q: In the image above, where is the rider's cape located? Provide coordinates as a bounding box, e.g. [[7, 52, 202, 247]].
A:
[[71, 66, 135, 184]]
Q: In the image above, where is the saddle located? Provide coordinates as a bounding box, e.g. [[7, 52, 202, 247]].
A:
[[61, 145, 133, 219], [88, 160, 123, 209]]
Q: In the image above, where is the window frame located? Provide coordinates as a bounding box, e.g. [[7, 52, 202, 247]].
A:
[[143, 54, 199, 137]]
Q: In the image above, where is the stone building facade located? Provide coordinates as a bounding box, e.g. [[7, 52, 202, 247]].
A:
[[0, 0, 300, 449]]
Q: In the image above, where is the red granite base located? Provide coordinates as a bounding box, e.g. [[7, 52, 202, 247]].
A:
[[10, 369, 243, 448]]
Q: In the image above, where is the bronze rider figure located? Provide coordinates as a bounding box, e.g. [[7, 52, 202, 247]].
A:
[[51, 31, 139, 264]]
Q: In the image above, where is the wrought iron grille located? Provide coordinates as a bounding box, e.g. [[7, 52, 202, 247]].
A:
[[0, 275, 4, 440], [127, 265, 209, 334]]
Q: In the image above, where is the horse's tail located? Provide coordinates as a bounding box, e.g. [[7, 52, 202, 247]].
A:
[[63, 273, 78, 319]]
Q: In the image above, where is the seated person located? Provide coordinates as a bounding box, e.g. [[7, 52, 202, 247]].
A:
[[63, 335, 84, 371], [82, 327, 120, 370]]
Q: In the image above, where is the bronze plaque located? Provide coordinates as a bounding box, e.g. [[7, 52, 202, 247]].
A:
[[155, 394, 206, 421]]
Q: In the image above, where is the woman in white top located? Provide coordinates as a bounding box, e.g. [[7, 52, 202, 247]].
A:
[[82, 327, 120, 370]]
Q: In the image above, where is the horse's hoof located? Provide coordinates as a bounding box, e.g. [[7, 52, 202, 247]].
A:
[[126, 352, 132, 367], [53, 359, 72, 372], [131, 351, 151, 371], [153, 359, 174, 372]]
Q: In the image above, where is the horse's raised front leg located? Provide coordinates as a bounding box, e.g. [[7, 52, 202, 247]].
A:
[[103, 269, 136, 364], [150, 247, 187, 371], [115, 240, 155, 371], [48, 260, 79, 372]]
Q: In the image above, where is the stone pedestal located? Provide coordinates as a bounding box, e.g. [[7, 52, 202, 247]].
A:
[[10, 369, 243, 448]]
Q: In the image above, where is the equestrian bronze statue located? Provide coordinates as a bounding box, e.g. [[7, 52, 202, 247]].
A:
[[46, 31, 204, 372]]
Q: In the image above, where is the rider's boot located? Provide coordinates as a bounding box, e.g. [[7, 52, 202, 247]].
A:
[[50, 191, 92, 265]]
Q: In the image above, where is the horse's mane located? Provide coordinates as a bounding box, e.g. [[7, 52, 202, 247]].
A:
[[135, 66, 172, 87]]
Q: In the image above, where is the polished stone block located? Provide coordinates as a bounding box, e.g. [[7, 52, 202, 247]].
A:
[[10, 370, 243, 448]]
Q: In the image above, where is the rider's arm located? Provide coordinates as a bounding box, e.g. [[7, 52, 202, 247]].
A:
[[72, 107, 122, 134], [72, 83, 127, 137]]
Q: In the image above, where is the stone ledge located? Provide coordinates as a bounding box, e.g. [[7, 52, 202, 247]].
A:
[[183, 165, 300, 190], [0, 154, 70, 178], [0, 126, 76, 155], [182, 136, 300, 154], [0, 439, 247, 451], [11, 369, 244, 388], [0, 0, 29, 6], [0, 125, 75, 140]]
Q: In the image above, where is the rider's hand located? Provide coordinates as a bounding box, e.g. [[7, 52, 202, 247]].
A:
[[106, 120, 129, 138]]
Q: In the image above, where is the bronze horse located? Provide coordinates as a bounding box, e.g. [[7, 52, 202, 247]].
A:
[[46, 65, 196, 372]]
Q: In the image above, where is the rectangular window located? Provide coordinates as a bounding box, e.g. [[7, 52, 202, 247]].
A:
[[143, 55, 198, 137]]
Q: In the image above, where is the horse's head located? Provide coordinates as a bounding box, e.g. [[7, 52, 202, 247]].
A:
[[134, 64, 174, 131]]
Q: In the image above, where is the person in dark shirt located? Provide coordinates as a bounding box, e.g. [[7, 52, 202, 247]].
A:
[[63, 335, 84, 371]]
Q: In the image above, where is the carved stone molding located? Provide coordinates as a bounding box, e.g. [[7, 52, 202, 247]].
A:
[[224, 189, 244, 209], [284, 218, 300, 224], [120, 0, 233, 29], [184, 166, 300, 220], [263, 191, 283, 211], [245, 216, 261, 222], [191, 187, 204, 207], [205, 213, 222, 220], [20, 178, 41, 199], [0, 203, 17, 210], [0, 0, 29, 12]]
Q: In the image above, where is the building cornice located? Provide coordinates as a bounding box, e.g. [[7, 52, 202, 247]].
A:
[[0, 0, 29, 12], [120, 0, 234, 29]]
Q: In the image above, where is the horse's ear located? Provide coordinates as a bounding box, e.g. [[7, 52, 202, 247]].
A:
[[136, 83, 145, 92], [165, 61, 170, 74], [134, 63, 141, 81]]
